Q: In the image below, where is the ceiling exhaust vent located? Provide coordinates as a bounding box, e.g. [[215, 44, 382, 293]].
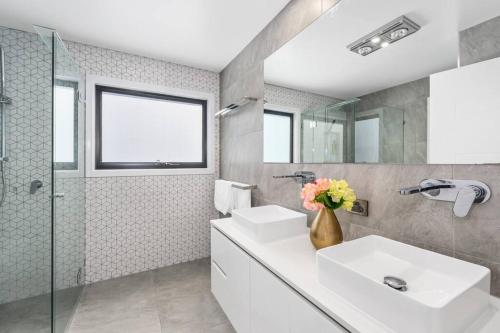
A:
[[348, 15, 420, 56]]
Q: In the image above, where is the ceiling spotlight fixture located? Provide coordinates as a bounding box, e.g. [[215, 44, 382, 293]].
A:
[[347, 15, 420, 56], [390, 28, 409, 40], [358, 46, 373, 56]]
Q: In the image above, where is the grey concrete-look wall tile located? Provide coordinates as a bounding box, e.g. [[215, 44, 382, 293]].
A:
[[398, 237, 454, 258], [460, 15, 500, 66], [221, 64, 263, 106], [221, 0, 323, 90], [219, 0, 500, 298], [220, 75, 264, 137], [346, 224, 388, 241], [404, 142, 417, 164], [260, 163, 304, 210], [453, 164, 500, 263], [209, 322, 236, 333], [415, 142, 427, 164], [379, 164, 454, 251]]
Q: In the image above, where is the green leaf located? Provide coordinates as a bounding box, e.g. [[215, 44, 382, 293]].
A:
[[315, 191, 345, 210]]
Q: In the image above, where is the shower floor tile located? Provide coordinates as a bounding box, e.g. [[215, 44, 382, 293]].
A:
[[0, 287, 80, 333], [0, 294, 51, 333]]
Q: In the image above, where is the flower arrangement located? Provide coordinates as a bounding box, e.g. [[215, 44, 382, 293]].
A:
[[301, 178, 356, 212]]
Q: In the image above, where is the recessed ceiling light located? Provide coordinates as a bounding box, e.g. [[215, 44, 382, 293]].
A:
[[347, 16, 420, 56], [390, 28, 409, 40], [358, 46, 373, 56]]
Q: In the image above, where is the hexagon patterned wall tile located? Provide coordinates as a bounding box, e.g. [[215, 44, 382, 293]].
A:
[[66, 40, 220, 284], [0, 26, 220, 304]]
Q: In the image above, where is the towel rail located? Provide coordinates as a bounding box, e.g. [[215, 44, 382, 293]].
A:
[[231, 184, 257, 190]]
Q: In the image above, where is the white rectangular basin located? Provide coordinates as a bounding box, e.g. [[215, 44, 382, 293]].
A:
[[317, 235, 490, 333], [231, 205, 307, 242]]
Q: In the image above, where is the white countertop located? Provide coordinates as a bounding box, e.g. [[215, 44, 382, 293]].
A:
[[211, 218, 500, 333]]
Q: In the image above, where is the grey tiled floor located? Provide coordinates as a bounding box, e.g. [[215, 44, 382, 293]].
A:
[[68, 258, 235, 333], [0, 286, 82, 333], [0, 294, 50, 333]]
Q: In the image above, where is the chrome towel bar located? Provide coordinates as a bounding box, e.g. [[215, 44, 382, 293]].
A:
[[231, 184, 257, 190]]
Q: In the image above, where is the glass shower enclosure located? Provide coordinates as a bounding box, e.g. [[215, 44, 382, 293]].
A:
[[0, 25, 85, 333], [300, 98, 405, 164]]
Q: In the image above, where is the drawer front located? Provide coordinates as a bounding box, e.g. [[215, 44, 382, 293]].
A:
[[211, 227, 234, 273], [250, 260, 290, 333], [289, 292, 347, 333], [211, 227, 250, 333]]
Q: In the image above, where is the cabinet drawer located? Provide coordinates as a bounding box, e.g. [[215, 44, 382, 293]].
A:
[[289, 292, 347, 333], [250, 258, 347, 333], [211, 227, 250, 333], [211, 226, 235, 273], [250, 260, 290, 333]]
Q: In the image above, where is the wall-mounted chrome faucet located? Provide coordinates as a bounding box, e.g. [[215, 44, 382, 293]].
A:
[[400, 179, 490, 217], [399, 180, 455, 196], [273, 171, 316, 187], [30, 179, 43, 194]]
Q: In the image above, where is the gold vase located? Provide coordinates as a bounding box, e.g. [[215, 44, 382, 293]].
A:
[[310, 207, 343, 250]]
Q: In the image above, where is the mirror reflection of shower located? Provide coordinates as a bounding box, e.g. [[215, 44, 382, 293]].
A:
[[0, 46, 12, 207]]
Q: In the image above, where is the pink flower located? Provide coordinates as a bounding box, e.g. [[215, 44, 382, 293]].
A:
[[300, 178, 330, 211], [315, 178, 331, 192], [303, 200, 324, 211]]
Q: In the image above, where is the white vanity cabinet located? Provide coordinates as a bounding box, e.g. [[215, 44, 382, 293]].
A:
[[211, 228, 251, 333], [289, 291, 346, 333], [211, 227, 347, 333], [250, 260, 290, 333]]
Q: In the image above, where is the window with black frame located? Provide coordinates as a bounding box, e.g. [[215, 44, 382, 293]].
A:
[[263, 109, 294, 163], [95, 85, 207, 170], [54, 79, 79, 170]]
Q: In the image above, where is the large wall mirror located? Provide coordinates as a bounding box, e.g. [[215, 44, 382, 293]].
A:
[[263, 0, 500, 164]]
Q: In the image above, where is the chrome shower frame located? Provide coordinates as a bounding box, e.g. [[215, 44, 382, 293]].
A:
[[0, 46, 11, 161], [0, 46, 11, 207]]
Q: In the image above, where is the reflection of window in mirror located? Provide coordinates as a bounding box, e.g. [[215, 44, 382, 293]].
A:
[[54, 79, 78, 170], [263, 110, 293, 163]]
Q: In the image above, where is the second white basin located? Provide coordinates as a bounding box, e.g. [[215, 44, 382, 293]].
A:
[[317, 235, 491, 333], [231, 205, 307, 242]]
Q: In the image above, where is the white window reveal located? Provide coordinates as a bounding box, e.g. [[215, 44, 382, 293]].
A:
[[86, 76, 214, 177]]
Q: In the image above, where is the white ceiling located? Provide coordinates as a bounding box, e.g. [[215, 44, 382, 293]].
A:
[[264, 0, 500, 99], [0, 0, 290, 72]]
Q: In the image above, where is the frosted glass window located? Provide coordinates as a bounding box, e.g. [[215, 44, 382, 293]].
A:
[[96, 86, 207, 169], [355, 117, 379, 163], [54, 82, 77, 169], [264, 110, 293, 163]]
